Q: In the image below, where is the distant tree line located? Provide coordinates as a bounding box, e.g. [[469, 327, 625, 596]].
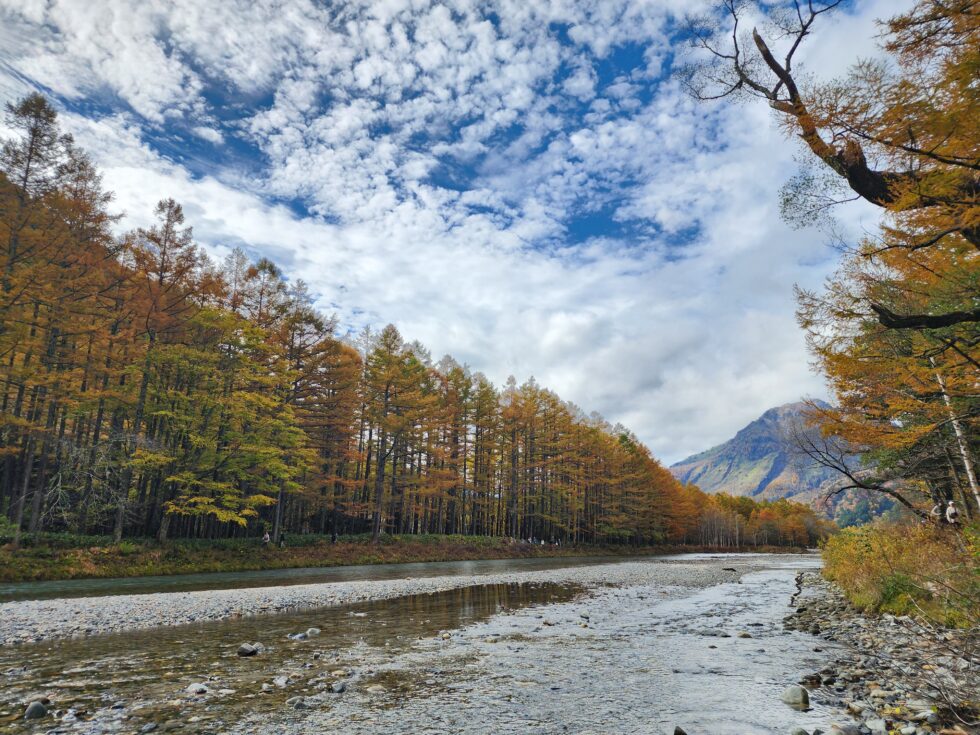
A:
[[0, 94, 836, 550], [667, 488, 835, 548]]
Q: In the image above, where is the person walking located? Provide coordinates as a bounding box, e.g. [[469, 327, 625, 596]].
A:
[[262, 531, 271, 546], [945, 500, 959, 526]]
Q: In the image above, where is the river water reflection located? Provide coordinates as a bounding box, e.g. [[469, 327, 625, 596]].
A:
[[0, 556, 629, 602], [0, 582, 581, 733]]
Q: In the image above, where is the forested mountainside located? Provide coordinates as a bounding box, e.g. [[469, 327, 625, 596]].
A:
[[669, 403, 901, 524], [670, 401, 839, 500], [0, 95, 832, 550]]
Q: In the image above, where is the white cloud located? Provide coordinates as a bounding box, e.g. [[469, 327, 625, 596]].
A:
[[192, 126, 224, 145], [0, 0, 910, 464]]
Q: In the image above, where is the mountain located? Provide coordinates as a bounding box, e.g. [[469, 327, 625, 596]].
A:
[[670, 401, 840, 501]]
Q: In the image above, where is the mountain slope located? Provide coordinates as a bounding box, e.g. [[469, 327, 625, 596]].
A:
[[670, 401, 839, 500]]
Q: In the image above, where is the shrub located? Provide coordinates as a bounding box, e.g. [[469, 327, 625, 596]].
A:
[[0, 531, 116, 549], [822, 521, 978, 626]]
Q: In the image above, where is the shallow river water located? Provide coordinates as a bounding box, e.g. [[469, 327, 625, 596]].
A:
[[0, 554, 852, 735], [0, 556, 630, 602]]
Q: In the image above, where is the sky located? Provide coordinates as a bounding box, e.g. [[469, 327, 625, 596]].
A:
[[0, 0, 907, 464]]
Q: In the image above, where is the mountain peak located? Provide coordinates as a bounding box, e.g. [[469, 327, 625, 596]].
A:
[[670, 400, 836, 500]]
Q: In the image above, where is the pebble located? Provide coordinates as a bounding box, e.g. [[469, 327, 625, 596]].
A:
[[780, 685, 810, 709], [236, 643, 258, 657]]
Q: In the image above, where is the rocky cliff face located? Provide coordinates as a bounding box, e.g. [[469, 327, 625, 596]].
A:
[[669, 401, 840, 501]]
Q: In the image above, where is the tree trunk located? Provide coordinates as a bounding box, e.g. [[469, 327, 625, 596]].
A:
[[372, 427, 387, 543], [11, 437, 35, 548], [932, 359, 980, 513]]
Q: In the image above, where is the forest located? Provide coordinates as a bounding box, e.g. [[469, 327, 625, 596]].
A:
[[0, 95, 829, 553]]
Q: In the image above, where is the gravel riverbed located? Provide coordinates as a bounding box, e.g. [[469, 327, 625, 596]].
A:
[[785, 572, 979, 735], [3, 553, 842, 735], [0, 557, 752, 646]]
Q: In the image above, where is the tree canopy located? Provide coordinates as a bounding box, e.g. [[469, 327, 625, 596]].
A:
[[686, 1, 978, 519], [0, 94, 833, 548]]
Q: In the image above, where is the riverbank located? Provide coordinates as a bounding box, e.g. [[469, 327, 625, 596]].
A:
[[0, 557, 752, 646], [1, 554, 841, 735], [785, 571, 979, 734], [0, 533, 803, 583]]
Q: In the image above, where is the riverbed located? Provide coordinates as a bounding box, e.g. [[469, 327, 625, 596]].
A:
[[0, 553, 857, 735]]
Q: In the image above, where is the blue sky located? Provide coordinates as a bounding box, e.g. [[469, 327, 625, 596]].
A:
[[0, 0, 902, 463]]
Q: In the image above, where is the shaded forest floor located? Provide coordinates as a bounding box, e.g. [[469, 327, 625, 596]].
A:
[[0, 533, 806, 583]]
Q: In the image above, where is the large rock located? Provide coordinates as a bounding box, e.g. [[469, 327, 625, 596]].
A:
[[23, 701, 47, 720], [236, 643, 258, 657], [781, 685, 810, 709], [185, 683, 208, 695]]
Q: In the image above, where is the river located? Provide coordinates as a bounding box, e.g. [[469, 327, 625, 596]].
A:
[[0, 553, 852, 735], [0, 555, 632, 603]]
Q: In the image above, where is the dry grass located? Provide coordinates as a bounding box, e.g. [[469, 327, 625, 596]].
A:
[[822, 521, 979, 627]]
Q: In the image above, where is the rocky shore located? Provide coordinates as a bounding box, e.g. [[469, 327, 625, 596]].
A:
[[784, 572, 979, 735], [0, 558, 746, 646]]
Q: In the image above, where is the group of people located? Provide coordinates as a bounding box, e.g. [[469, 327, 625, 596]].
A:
[[261, 531, 286, 548], [260, 531, 340, 546], [930, 500, 960, 526], [507, 537, 560, 547]]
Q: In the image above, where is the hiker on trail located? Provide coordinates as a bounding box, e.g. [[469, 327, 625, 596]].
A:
[[262, 531, 271, 545], [945, 500, 959, 526], [278, 533, 286, 548]]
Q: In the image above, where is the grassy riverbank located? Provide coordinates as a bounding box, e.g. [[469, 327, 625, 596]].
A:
[[822, 521, 979, 627], [0, 533, 805, 583]]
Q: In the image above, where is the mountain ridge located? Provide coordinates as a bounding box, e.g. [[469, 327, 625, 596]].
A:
[[669, 400, 838, 500]]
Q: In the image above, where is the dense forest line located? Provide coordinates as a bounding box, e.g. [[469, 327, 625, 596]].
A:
[[0, 95, 831, 550]]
